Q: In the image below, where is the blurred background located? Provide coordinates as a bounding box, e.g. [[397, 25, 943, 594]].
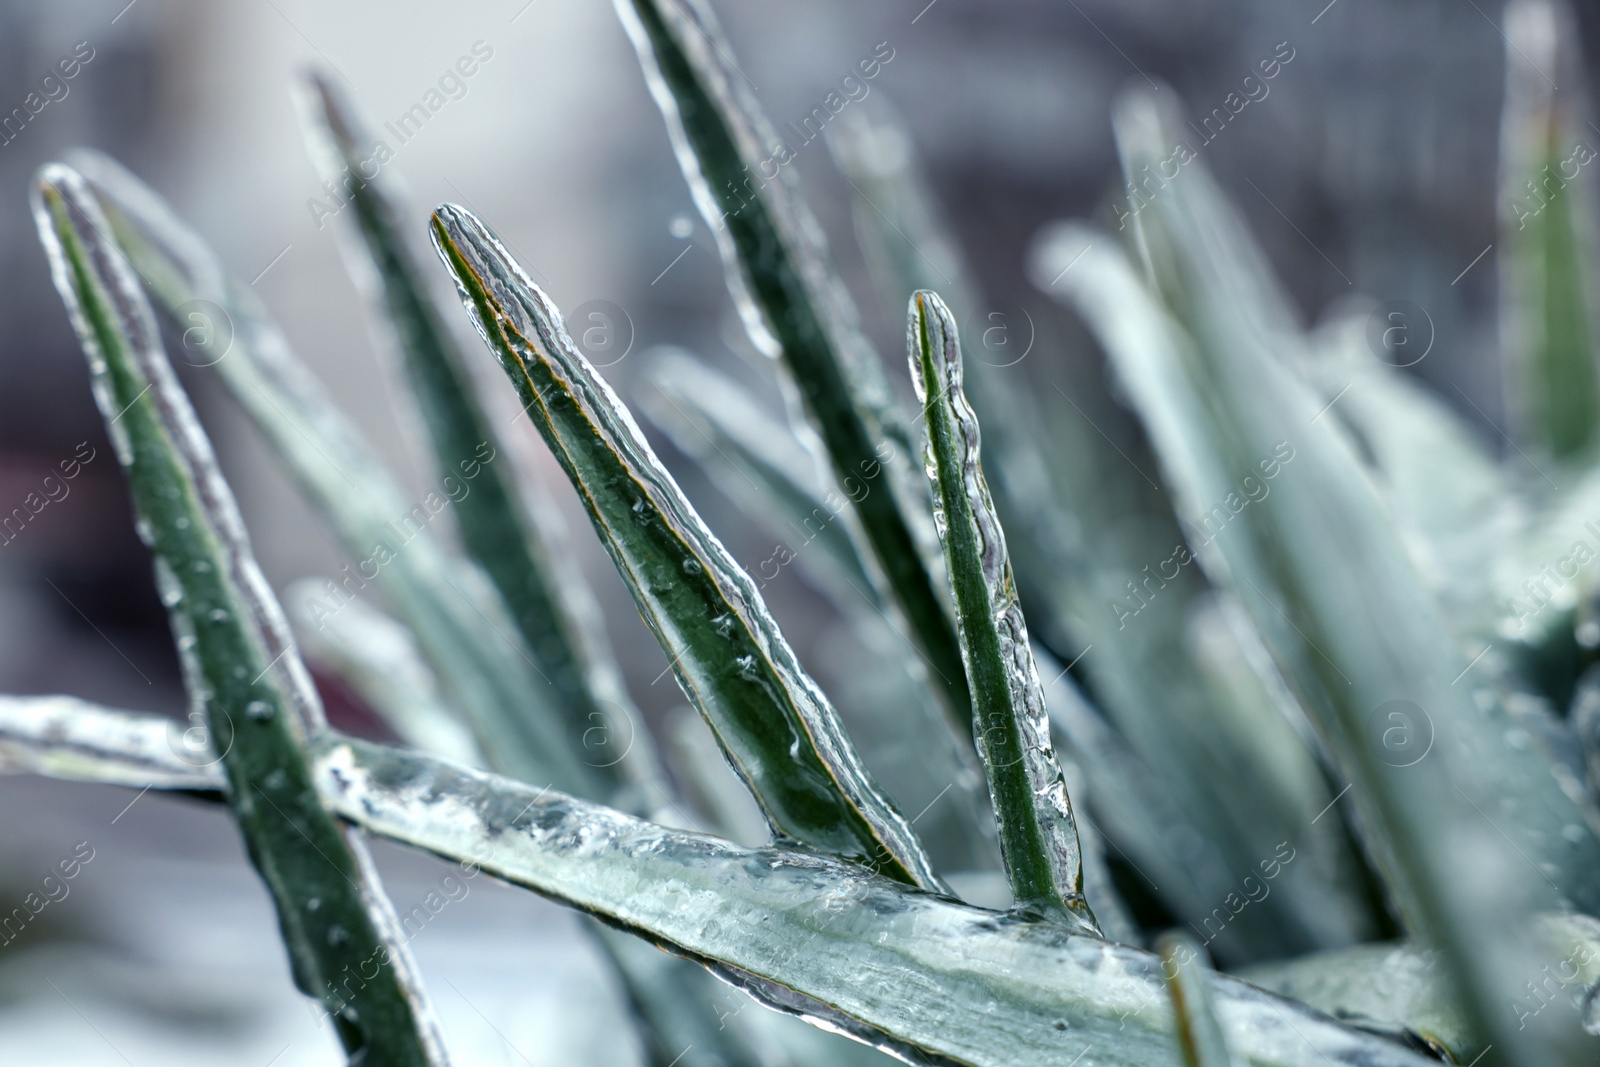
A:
[[0, 0, 1580, 1061]]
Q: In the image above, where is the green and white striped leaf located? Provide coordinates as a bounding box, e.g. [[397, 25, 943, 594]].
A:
[[430, 202, 941, 890], [32, 165, 447, 1067], [1499, 0, 1600, 462], [614, 0, 972, 732], [909, 289, 1095, 931], [297, 72, 662, 804], [69, 150, 593, 799]]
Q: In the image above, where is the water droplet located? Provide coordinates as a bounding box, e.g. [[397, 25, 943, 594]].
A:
[[306, 897, 322, 912], [233, 666, 248, 679], [177, 635, 197, 652], [682, 558, 703, 577], [263, 769, 288, 790], [209, 608, 229, 623], [246, 700, 275, 721], [326, 924, 350, 946], [161, 588, 183, 607]]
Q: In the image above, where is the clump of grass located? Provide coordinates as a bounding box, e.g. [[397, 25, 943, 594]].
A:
[[6, 0, 1600, 1063]]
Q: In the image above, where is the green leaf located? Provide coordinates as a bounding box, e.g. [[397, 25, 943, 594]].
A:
[[614, 0, 972, 732], [429, 202, 941, 891], [909, 289, 1096, 931], [69, 150, 595, 800], [1156, 933, 1234, 1067], [1242, 912, 1600, 1062], [834, 101, 1375, 960], [297, 72, 662, 805], [31, 165, 447, 1067], [1038, 89, 1600, 1062], [314, 733, 1441, 1067], [1500, 0, 1600, 461], [641, 351, 1002, 878], [0, 696, 1443, 1067]]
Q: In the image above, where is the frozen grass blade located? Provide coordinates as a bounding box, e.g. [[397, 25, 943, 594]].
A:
[[31, 165, 447, 1067], [430, 203, 942, 890], [0, 699, 1443, 1067], [1039, 92, 1600, 1059], [1499, 0, 1600, 461], [835, 103, 1374, 960], [614, 0, 972, 732], [298, 72, 659, 801], [316, 735, 1439, 1067], [1156, 933, 1233, 1067], [68, 151, 594, 799], [909, 289, 1096, 931], [642, 352, 1002, 876]]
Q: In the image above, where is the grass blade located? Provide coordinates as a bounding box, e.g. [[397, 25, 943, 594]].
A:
[[32, 164, 447, 1067], [834, 102, 1375, 959], [614, 0, 972, 731], [298, 73, 660, 803], [1500, 0, 1600, 461], [909, 289, 1096, 931], [1156, 933, 1234, 1067], [430, 202, 941, 890], [69, 150, 596, 799], [1036, 92, 1600, 1058], [0, 699, 1451, 1067], [314, 735, 1440, 1067]]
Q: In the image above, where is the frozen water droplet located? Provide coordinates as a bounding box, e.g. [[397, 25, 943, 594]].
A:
[[682, 558, 703, 576], [306, 897, 322, 912], [192, 560, 212, 574], [712, 613, 735, 637], [177, 635, 197, 652], [161, 588, 183, 607], [263, 768, 288, 790], [174, 517, 190, 530], [233, 665, 248, 679], [735, 655, 758, 680], [326, 924, 349, 946], [209, 608, 228, 623], [668, 214, 694, 239], [246, 700, 275, 721]]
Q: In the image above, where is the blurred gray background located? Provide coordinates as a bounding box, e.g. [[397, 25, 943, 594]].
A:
[[0, 0, 1576, 1061]]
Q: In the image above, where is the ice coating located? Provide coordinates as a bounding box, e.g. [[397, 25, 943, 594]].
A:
[[33, 163, 451, 1066], [909, 290, 1097, 932], [430, 202, 944, 892], [73, 151, 594, 801], [613, 0, 968, 735], [0, 700, 1452, 1067], [308, 734, 1439, 1067], [0, 694, 223, 790]]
